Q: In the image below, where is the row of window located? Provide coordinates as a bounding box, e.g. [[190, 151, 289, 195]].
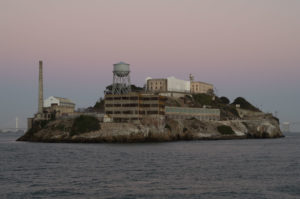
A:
[[150, 81, 164, 86], [106, 111, 164, 115], [166, 108, 219, 114], [105, 104, 165, 108], [149, 86, 163, 90], [106, 97, 160, 101], [59, 102, 74, 107], [166, 115, 219, 120]]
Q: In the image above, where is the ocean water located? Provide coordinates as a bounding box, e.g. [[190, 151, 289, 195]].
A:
[[0, 132, 299, 199]]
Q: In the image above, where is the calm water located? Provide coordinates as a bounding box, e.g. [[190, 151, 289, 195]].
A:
[[0, 132, 300, 199]]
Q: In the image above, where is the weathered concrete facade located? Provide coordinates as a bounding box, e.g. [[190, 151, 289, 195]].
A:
[[43, 96, 75, 118], [165, 106, 220, 121], [146, 79, 168, 93], [105, 93, 167, 122], [191, 81, 213, 94], [146, 76, 214, 95]]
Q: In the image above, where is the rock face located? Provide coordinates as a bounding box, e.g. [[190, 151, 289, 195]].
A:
[[18, 94, 284, 143], [17, 113, 283, 143]]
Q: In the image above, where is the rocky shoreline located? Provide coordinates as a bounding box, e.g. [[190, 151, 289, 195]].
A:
[[18, 95, 284, 143], [17, 115, 283, 143]]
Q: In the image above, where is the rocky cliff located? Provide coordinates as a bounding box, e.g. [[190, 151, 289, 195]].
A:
[[17, 114, 283, 143], [18, 95, 283, 143]]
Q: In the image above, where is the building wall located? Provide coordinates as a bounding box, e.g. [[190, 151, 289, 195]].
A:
[[43, 104, 75, 119], [146, 77, 213, 96], [44, 96, 60, 107], [167, 76, 190, 93], [191, 82, 213, 94], [44, 96, 75, 108], [147, 79, 167, 93], [158, 92, 189, 98], [165, 106, 220, 121], [105, 93, 166, 122]]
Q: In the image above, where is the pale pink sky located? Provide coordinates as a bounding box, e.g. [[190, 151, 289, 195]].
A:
[[0, 0, 300, 130]]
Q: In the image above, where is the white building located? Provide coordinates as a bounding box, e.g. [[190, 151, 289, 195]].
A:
[[146, 76, 213, 95], [44, 96, 75, 108], [167, 76, 190, 93]]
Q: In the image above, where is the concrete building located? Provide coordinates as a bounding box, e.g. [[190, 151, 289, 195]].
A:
[[146, 76, 213, 95], [146, 76, 190, 93], [104, 93, 167, 122], [146, 78, 168, 92], [167, 76, 190, 93], [165, 106, 220, 121], [44, 96, 75, 117], [190, 81, 213, 94], [104, 92, 220, 123]]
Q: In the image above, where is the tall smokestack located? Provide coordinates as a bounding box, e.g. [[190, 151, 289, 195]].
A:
[[38, 60, 43, 114]]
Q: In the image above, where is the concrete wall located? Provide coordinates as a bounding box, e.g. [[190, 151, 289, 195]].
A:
[[147, 79, 167, 93], [167, 76, 190, 93], [105, 93, 166, 122], [44, 96, 60, 107], [165, 106, 220, 121], [191, 82, 213, 94], [158, 92, 188, 98]]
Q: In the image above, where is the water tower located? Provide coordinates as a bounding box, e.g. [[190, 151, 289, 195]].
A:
[[112, 62, 131, 94]]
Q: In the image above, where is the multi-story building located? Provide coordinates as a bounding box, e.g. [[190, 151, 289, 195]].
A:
[[146, 76, 213, 95], [104, 92, 220, 123], [146, 78, 168, 93], [104, 93, 167, 122], [190, 81, 213, 94]]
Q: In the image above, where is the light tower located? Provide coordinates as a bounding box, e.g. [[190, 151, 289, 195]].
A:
[[16, 117, 19, 131], [112, 62, 131, 94], [282, 122, 290, 133]]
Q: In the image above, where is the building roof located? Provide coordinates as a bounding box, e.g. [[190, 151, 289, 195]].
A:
[[115, 61, 129, 65], [192, 81, 213, 86], [53, 96, 75, 104]]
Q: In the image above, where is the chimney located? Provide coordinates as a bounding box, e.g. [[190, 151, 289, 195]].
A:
[[38, 60, 43, 114]]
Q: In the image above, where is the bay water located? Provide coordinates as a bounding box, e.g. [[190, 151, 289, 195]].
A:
[[0, 132, 299, 199]]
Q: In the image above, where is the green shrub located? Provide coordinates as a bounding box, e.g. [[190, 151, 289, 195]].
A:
[[193, 94, 213, 105], [165, 124, 171, 130], [220, 96, 230, 104], [70, 115, 100, 136], [217, 125, 235, 135], [55, 124, 65, 131], [232, 97, 260, 112]]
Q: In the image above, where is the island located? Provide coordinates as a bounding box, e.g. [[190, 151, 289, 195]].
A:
[[17, 61, 283, 143], [17, 94, 283, 143]]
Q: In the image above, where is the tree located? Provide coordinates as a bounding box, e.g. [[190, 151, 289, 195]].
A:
[[220, 96, 230, 104]]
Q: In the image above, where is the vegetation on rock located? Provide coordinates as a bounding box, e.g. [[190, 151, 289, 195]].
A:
[[217, 125, 235, 135], [232, 97, 260, 112], [193, 93, 214, 106], [104, 84, 144, 94], [70, 115, 100, 136], [93, 97, 105, 112], [219, 96, 230, 104]]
